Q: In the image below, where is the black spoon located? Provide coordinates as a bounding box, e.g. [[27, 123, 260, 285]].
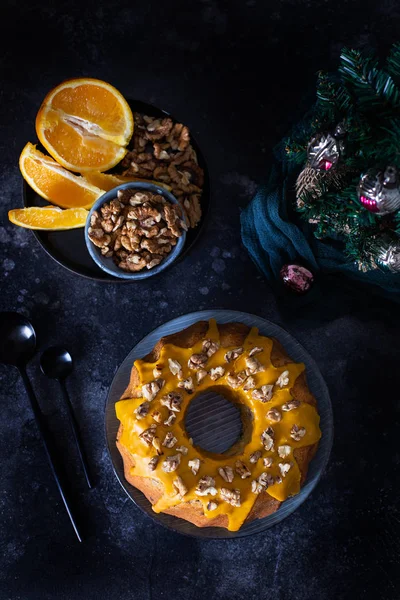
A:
[[0, 312, 82, 542], [40, 347, 93, 489]]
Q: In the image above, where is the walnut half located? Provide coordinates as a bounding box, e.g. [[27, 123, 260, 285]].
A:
[[202, 339, 220, 357], [249, 450, 262, 464], [173, 476, 188, 497], [245, 356, 264, 374], [224, 347, 243, 363], [178, 377, 194, 393], [261, 428, 274, 451], [188, 458, 201, 475], [168, 358, 183, 379], [162, 432, 177, 448], [267, 408, 282, 422], [161, 454, 181, 473], [188, 353, 208, 370], [276, 370, 290, 388], [282, 399, 301, 412], [278, 462, 293, 478], [209, 366, 225, 381], [160, 392, 182, 412], [227, 370, 247, 389], [220, 488, 241, 507], [142, 379, 165, 402], [235, 460, 251, 479], [252, 385, 273, 403], [277, 445, 291, 458], [195, 476, 217, 496], [290, 424, 306, 441], [134, 401, 150, 419], [218, 466, 234, 483]]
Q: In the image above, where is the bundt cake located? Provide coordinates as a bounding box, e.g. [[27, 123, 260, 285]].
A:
[[115, 319, 321, 531]]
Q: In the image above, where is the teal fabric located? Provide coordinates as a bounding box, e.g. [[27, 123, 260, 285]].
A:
[[240, 162, 400, 302]]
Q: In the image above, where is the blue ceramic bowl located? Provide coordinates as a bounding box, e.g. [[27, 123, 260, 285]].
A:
[[84, 182, 187, 280]]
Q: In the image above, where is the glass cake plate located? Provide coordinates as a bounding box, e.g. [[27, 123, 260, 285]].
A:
[[104, 310, 333, 539]]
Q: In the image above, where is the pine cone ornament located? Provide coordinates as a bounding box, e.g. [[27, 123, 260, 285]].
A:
[[296, 163, 350, 208], [296, 123, 348, 208], [357, 166, 400, 215]]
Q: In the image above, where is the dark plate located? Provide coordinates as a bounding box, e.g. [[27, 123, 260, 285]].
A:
[[23, 99, 210, 282], [105, 310, 333, 539]]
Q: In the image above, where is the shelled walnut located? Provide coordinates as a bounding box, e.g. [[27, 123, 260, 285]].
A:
[[121, 113, 205, 228], [220, 488, 241, 507], [88, 188, 187, 272]]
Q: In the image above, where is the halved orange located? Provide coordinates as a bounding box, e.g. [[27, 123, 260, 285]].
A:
[[8, 206, 88, 230], [20, 143, 104, 209], [35, 78, 134, 173], [84, 171, 172, 192]]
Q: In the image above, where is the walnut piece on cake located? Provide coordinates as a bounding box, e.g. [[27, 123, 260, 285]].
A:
[[245, 356, 264, 374], [162, 454, 181, 473], [218, 466, 234, 483], [188, 458, 201, 475], [252, 385, 273, 403], [235, 460, 251, 479], [220, 488, 241, 507], [209, 366, 225, 381], [202, 339, 220, 357], [188, 353, 208, 370], [227, 370, 247, 389], [160, 392, 182, 412], [282, 399, 301, 412], [195, 476, 217, 496], [224, 347, 243, 363]]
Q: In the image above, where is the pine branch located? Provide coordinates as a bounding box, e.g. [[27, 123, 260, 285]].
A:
[[394, 211, 400, 236], [316, 71, 352, 117], [344, 226, 376, 266], [380, 119, 400, 162], [386, 43, 400, 83], [339, 48, 400, 110], [282, 139, 308, 165]]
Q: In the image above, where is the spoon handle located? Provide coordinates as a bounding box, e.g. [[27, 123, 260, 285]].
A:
[[59, 380, 94, 489], [19, 366, 83, 542]]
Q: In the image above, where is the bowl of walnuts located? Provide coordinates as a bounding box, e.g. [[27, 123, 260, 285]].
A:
[[85, 182, 188, 280]]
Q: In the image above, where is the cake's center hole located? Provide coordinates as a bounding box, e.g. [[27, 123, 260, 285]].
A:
[[184, 390, 243, 453]]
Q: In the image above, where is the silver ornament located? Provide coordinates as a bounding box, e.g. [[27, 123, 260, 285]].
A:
[[372, 234, 400, 272], [358, 166, 400, 215], [307, 123, 346, 171]]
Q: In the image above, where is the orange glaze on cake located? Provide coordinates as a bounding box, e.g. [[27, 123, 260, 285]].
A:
[[116, 320, 321, 531]]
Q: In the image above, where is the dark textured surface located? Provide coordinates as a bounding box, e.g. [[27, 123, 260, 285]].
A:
[[0, 1, 399, 599]]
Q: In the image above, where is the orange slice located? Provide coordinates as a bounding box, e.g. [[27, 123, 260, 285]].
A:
[[8, 206, 88, 230], [19, 143, 104, 209], [84, 171, 172, 192], [35, 78, 134, 173]]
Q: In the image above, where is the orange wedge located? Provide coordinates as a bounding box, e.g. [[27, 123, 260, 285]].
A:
[[8, 206, 88, 230], [19, 143, 104, 209], [35, 78, 134, 173], [84, 171, 172, 192]]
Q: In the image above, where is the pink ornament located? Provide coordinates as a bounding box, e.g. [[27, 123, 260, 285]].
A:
[[280, 264, 314, 294], [322, 160, 333, 171]]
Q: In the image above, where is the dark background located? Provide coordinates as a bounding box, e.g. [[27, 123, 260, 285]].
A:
[[1, 1, 400, 598]]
